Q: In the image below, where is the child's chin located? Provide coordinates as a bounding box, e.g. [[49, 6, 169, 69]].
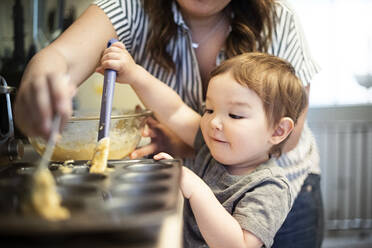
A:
[[211, 152, 235, 166]]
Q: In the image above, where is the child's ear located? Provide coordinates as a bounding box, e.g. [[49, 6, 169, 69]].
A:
[[270, 117, 294, 145]]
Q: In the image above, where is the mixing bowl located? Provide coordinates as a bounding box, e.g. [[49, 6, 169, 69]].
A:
[[29, 109, 152, 161]]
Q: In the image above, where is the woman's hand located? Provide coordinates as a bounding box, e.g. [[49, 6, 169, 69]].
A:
[[15, 73, 75, 140], [153, 152, 174, 160], [130, 117, 195, 159], [96, 42, 139, 85]]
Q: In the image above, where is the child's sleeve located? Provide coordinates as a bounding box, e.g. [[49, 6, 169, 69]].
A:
[[232, 177, 291, 248], [193, 128, 205, 152], [184, 128, 211, 174]]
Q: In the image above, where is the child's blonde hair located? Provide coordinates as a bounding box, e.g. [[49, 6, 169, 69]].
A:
[[210, 52, 308, 157]]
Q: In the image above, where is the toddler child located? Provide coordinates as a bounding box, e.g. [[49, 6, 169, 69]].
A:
[[97, 43, 308, 248]]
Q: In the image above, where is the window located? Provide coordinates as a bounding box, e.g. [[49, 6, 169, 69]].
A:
[[289, 0, 372, 106]]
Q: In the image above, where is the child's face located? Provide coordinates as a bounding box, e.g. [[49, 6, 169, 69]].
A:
[[200, 72, 274, 174]]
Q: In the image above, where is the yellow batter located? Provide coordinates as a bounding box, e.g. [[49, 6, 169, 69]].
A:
[[31, 168, 70, 221], [31, 134, 138, 161], [90, 137, 110, 173]]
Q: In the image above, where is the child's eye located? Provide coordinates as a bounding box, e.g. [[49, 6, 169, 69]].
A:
[[204, 109, 213, 114], [229, 114, 243, 119]]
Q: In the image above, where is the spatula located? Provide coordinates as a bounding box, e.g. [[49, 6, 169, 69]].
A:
[[38, 114, 61, 171], [90, 38, 118, 173]]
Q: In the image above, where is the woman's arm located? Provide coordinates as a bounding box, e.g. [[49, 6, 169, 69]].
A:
[[15, 5, 116, 139], [131, 117, 195, 159], [182, 167, 263, 248]]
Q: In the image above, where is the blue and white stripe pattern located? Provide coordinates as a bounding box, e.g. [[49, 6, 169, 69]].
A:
[[94, 0, 320, 197]]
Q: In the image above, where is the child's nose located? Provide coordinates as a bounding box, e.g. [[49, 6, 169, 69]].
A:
[[210, 115, 223, 130]]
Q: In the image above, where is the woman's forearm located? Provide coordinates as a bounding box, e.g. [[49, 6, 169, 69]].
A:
[[15, 5, 117, 138], [24, 5, 117, 87], [21, 46, 68, 83], [47, 5, 117, 86]]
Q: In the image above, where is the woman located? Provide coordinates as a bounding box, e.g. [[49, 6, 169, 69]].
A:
[[14, 0, 323, 247]]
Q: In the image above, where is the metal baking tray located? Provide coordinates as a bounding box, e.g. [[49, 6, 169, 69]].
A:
[[0, 159, 181, 237]]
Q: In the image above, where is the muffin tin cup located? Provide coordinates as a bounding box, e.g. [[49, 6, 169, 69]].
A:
[[57, 184, 108, 213], [115, 171, 172, 184], [57, 173, 108, 186], [109, 183, 169, 197]]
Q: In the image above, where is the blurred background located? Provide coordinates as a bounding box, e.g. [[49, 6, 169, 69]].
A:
[[0, 0, 371, 247]]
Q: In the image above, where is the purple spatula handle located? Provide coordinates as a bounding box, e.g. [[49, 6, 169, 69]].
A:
[[98, 38, 118, 141]]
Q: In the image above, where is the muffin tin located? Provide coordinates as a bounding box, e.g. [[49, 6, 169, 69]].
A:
[[0, 159, 181, 240]]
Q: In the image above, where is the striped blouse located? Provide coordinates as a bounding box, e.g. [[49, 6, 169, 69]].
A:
[[94, 0, 320, 196]]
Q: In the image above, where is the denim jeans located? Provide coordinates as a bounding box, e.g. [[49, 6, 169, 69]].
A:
[[272, 174, 324, 248]]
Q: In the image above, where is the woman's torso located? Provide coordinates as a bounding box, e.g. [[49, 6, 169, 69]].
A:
[[94, 0, 321, 194]]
